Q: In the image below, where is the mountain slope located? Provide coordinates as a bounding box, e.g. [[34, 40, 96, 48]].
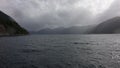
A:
[[0, 11, 29, 36], [92, 17, 120, 34]]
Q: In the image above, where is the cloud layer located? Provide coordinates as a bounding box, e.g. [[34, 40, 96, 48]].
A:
[[0, 0, 115, 30]]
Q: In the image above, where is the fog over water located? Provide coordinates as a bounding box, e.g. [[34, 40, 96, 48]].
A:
[[0, 0, 120, 31]]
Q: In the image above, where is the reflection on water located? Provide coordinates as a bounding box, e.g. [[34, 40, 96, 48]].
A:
[[0, 35, 120, 68]]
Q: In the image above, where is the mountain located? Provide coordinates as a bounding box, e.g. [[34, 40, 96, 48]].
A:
[[32, 25, 95, 34], [92, 17, 120, 34], [0, 11, 29, 36]]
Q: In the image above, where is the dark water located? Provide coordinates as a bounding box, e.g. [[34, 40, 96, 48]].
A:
[[0, 34, 120, 68]]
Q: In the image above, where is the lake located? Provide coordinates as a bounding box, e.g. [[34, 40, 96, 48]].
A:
[[0, 34, 120, 68]]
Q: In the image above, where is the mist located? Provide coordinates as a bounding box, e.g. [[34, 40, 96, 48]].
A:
[[0, 0, 118, 31], [96, 0, 120, 23]]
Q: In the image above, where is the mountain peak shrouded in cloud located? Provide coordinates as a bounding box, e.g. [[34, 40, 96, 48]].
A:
[[0, 0, 116, 31], [95, 0, 120, 24]]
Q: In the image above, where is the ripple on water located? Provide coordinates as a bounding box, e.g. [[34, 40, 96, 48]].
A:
[[21, 49, 41, 53], [45, 63, 106, 68], [73, 42, 90, 45]]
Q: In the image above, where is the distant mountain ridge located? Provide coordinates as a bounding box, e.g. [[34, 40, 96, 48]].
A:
[[0, 11, 29, 36], [31, 25, 95, 34], [31, 17, 120, 34]]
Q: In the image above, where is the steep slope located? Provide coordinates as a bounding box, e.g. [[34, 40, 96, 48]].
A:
[[92, 17, 120, 34], [0, 11, 29, 36]]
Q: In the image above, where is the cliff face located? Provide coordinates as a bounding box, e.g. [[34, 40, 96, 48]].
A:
[[0, 11, 29, 36]]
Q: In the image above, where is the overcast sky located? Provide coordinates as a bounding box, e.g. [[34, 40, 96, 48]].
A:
[[0, 0, 119, 31]]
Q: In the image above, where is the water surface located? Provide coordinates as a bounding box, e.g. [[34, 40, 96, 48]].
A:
[[0, 34, 120, 68]]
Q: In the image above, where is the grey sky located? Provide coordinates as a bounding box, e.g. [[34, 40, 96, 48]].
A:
[[0, 0, 119, 31]]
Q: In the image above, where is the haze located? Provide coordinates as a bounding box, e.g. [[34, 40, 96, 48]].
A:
[[0, 0, 119, 31]]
